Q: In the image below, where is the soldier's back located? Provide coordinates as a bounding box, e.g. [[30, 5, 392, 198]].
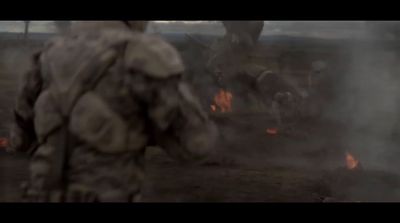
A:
[[33, 23, 185, 202]]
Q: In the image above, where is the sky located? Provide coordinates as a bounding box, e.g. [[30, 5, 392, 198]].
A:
[[0, 21, 373, 39]]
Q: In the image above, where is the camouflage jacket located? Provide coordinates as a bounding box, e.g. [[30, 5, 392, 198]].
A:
[[9, 22, 217, 202]]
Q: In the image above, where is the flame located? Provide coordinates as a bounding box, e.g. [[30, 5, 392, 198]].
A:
[[346, 152, 359, 170], [266, 128, 278, 135], [0, 138, 8, 147], [211, 89, 233, 113]]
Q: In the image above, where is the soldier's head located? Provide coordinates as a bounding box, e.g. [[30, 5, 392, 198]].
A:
[[124, 21, 149, 32]]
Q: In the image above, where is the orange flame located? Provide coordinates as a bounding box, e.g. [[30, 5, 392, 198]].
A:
[[211, 89, 233, 113], [346, 152, 359, 170], [0, 138, 8, 148], [266, 128, 278, 135]]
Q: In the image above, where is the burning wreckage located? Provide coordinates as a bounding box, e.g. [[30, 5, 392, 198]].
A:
[[181, 21, 400, 202], [187, 21, 318, 139], [1, 21, 400, 202]]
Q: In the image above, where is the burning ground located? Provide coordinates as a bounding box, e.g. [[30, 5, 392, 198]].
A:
[[2, 31, 400, 202]]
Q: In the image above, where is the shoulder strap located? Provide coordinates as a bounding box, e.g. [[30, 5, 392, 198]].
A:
[[41, 38, 125, 116]]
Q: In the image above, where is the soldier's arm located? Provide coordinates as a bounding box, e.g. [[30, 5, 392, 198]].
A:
[[125, 34, 217, 163], [147, 78, 217, 163], [9, 52, 43, 153]]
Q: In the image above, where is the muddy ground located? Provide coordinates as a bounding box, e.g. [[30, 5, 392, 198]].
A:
[[0, 118, 345, 202], [1, 35, 400, 202]]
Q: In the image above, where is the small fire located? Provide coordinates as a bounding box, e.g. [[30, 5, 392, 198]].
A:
[[266, 128, 278, 135], [345, 152, 359, 170], [0, 138, 8, 148], [211, 89, 233, 113]]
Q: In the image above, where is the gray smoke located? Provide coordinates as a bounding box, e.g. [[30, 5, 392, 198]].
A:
[[330, 25, 400, 173]]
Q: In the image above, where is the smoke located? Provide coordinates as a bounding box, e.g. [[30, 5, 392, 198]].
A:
[[329, 25, 400, 173]]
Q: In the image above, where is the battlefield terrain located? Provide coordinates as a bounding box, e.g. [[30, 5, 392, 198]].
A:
[[1, 27, 400, 202]]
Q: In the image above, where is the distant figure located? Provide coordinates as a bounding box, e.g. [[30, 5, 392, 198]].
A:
[[305, 60, 328, 119], [272, 92, 296, 127]]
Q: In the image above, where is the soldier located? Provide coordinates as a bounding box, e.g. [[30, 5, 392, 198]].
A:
[[271, 91, 296, 127], [304, 60, 328, 119], [8, 21, 217, 202]]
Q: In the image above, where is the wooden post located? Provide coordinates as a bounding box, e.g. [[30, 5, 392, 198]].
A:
[[23, 21, 30, 40]]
